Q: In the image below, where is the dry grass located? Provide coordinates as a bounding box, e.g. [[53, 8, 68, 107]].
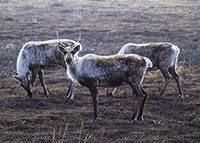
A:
[[0, 66, 200, 142]]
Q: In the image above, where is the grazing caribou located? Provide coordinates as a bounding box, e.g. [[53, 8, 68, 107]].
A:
[[61, 43, 152, 122], [13, 38, 81, 99], [107, 42, 183, 99]]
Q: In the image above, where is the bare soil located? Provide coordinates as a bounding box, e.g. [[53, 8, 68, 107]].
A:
[[0, 0, 200, 142]]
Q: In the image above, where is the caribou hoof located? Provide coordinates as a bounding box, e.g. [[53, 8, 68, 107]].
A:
[[129, 118, 137, 123], [45, 94, 50, 98], [130, 116, 144, 123], [153, 96, 160, 100], [27, 92, 33, 99], [107, 92, 113, 97], [62, 98, 75, 105], [137, 116, 144, 122], [179, 94, 185, 100], [93, 116, 101, 122]]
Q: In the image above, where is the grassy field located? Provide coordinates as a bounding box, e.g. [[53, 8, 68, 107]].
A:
[[0, 0, 200, 142]]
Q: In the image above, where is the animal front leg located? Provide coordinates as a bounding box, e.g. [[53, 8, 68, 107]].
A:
[[88, 86, 99, 122], [63, 80, 76, 104], [66, 80, 76, 100], [21, 82, 33, 98], [25, 75, 33, 98], [13, 75, 33, 98], [30, 69, 38, 87], [25, 88, 33, 98], [38, 70, 50, 97]]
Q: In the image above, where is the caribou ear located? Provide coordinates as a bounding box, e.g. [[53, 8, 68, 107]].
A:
[[73, 44, 82, 53], [12, 75, 22, 82]]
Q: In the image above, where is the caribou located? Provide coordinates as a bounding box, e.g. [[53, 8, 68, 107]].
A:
[[13, 33, 81, 98], [61, 43, 152, 122], [107, 42, 183, 99]]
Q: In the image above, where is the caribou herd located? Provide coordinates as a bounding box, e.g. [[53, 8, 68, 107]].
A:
[[13, 32, 183, 122]]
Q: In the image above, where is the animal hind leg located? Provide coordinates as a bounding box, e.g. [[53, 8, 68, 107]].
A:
[[38, 70, 50, 97], [169, 66, 184, 99], [137, 86, 147, 121], [106, 88, 116, 97], [127, 80, 147, 123], [158, 68, 171, 98]]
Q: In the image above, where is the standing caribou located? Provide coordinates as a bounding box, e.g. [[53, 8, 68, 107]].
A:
[[13, 34, 81, 98], [61, 43, 152, 122], [107, 42, 183, 99]]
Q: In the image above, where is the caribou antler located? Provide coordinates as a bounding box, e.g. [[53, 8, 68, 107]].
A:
[[72, 30, 81, 48], [77, 30, 81, 43], [56, 31, 66, 47]]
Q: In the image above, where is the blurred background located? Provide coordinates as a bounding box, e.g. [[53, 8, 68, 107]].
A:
[[0, 0, 200, 78]]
